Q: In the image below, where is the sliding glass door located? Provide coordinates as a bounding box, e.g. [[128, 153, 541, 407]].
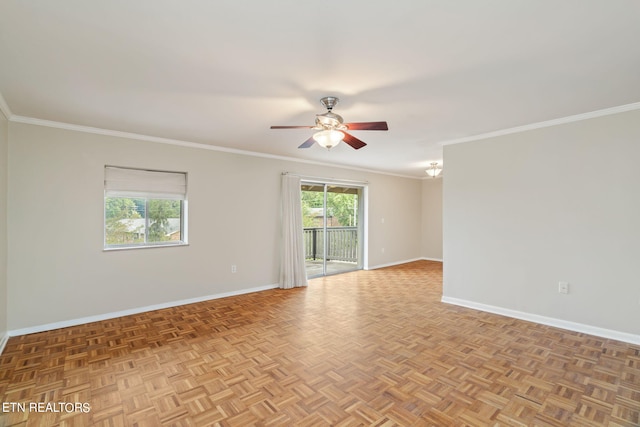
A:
[[301, 182, 364, 277]]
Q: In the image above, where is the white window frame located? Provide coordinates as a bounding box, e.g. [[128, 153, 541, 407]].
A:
[[104, 165, 188, 250]]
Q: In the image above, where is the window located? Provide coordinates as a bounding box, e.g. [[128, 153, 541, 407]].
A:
[[104, 166, 187, 249]]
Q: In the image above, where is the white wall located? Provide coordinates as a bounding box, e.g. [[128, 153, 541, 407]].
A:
[[6, 122, 423, 331], [443, 109, 640, 338], [421, 178, 442, 261], [366, 172, 422, 267], [0, 111, 7, 341]]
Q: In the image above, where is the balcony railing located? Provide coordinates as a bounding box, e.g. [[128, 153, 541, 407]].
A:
[[303, 227, 358, 263]]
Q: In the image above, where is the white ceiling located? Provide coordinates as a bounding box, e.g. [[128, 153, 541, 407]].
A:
[[1, 1, 639, 177]]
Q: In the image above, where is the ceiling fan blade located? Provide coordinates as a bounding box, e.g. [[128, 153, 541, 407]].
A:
[[342, 132, 367, 150], [298, 136, 316, 148], [344, 121, 388, 131], [271, 125, 314, 129]]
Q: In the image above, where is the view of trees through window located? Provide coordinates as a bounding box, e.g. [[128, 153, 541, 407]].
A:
[[105, 197, 182, 246], [301, 188, 358, 228], [301, 184, 362, 276]]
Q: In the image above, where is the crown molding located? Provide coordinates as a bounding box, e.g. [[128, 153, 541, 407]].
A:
[[0, 92, 12, 120], [9, 115, 421, 180], [4, 89, 639, 179], [439, 101, 640, 146]]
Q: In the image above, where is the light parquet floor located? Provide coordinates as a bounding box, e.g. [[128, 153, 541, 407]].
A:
[[1, 261, 639, 426]]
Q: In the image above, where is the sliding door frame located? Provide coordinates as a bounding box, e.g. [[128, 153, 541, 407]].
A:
[[300, 178, 368, 277]]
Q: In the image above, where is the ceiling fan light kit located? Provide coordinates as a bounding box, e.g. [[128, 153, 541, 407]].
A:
[[426, 162, 442, 178], [313, 129, 345, 150], [271, 96, 388, 150]]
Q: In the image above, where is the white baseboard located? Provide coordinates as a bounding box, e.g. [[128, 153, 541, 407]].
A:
[[441, 296, 640, 346], [8, 283, 280, 338], [367, 257, 442, 270], [366, 257, 423, 270], [0, 332, 8, 356]]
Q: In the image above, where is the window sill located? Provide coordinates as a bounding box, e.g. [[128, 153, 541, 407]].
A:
[[103, 242, 189, 252]]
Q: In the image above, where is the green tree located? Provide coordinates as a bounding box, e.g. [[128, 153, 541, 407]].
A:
[[301, 191, 324, 227], [105, 197, 139, 219], [148, 199, 181, 242], [301, 190, 357, 227], [327, 193, 357, 226], [105, 198, 142, 244]]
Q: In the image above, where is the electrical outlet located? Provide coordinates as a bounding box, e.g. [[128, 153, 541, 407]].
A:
[[231, 265, 237, 273], [558, 281, 569, 294]]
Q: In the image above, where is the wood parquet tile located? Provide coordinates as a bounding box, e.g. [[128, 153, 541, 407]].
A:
[[1, 260, 639, 426]]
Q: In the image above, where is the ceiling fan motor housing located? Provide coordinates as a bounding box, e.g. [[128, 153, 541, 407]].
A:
[[315, 111, 346, 130]]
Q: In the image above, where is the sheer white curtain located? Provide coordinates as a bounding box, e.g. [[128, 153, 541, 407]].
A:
[[280, 174, 308, 289]]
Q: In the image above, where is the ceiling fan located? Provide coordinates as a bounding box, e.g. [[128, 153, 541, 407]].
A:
[[270, 96, 388, 150]]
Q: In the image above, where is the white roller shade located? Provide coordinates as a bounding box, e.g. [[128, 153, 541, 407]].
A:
[[105, 166, 187, 199]]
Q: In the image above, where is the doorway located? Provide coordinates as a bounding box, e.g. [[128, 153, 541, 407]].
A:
[[301, 182, 364, 277]]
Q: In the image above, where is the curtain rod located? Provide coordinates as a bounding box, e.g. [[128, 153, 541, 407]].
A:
[[282, 172, 368, 185]]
